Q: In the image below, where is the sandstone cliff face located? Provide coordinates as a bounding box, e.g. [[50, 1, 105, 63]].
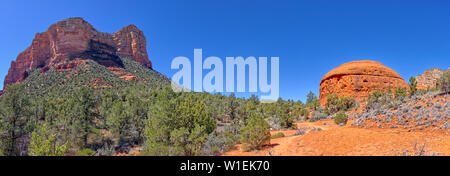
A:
[[319, 60, 408, 106], [415, 68, 449, 90], [4, 17, 152, 86]]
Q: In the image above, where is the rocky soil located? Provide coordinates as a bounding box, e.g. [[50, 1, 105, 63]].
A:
[[222, 119, 449, 156], [353, 93, 450, 133]]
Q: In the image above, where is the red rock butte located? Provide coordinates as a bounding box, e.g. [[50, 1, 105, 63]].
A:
[[4, 17, 152, 86], [319, 60, 408, 106]]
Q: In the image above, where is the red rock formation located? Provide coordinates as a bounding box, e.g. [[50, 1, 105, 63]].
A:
[[319, 60, 408, 106], [415, 68, 449, 90], [4, 17, 152, 86]]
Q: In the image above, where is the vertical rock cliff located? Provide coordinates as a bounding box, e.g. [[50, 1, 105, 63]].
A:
[[4, 17, 152, 86]]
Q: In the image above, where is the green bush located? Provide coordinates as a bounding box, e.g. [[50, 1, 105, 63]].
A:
[[325, 94, 356, 114], [299, 108, 309, 119], [240, 115, 270, 151], [366, 90, 394, 110], [270, 132, 285, 139], [28, 123, 68, 156], [394, 86, 407, 98], [241, 143, 251, 152], [334, 111, 348, 125], [202, 131, 237, 156], [409, 77, 417, 96], [75, 148, 95, 156]]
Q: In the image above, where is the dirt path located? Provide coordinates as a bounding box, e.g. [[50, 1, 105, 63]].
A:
[[222, 120, 450, 156]]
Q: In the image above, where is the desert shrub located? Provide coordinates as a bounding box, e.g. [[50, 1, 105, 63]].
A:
[[409, 77, 418, 96], [334, 111, 348, 125], [367, 90, 383, 105], [202, 131, 237, 156], [75, 148, 95, 156], [96, 140, 116, 156], [241, 143, 251, 152], [308, 112, 328, 122], [325, 94, 340, 114], [260, 98, 298, 129], [437, 71, 450, 94], [270, 132, 285, 139], [267, 117, 282, 130], [325, 94, 356, 114], [366, 90, 394, 110], [240, 115, 270, 151], [394, 86, 407, 98], [395, 142, 442, 156], [299, 108, 309, 119]]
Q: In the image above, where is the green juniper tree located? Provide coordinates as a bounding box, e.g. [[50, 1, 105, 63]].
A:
[[240, 110, 270, 151], [144, 89, 215, 156], [409, 76, 418, 96], [28, 123, 67, 156], [306, 91, 320, 110]]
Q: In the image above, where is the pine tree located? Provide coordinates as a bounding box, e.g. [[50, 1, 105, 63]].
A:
[[409, 76, 417, 96], [306, 91, 320, 110], [0, 83, 32, 156], [144, 90, 215, 156]]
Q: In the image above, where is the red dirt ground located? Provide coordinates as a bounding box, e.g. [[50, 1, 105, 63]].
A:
[[221, 120, 450, 156]]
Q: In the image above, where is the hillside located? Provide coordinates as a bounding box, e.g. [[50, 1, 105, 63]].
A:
[[19, 57, 170, 97]]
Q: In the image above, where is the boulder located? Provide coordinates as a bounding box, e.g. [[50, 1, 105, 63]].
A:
[[319, 60, 408, 106]]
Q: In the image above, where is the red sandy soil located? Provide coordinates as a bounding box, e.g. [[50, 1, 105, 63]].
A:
[[221, 120, 450, 156]]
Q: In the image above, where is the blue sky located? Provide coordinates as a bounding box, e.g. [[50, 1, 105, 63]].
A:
[[1, 0, 449, 102]]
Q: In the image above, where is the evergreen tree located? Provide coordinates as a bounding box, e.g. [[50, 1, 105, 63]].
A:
[[28, 123, 67, 156], [240, 112, 270, 150], [306, 91, 320, 110], [394, 86, 407, 98], [409, 76, 417, 96], [71, 87, 98, 148], [144, 90, 215, 156], [0, 84, 32, 155]]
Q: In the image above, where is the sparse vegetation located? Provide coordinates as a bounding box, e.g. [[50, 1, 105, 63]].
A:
[[395, 142, 442, 156], [334, 111, 348, 125], [306, 91, 320, 110], [409, 77, 418, 96], [75, 148, 95, 156], [325, 93, 356, 115], [394, 86, 407, 99], [240, 115, 270, 151], [308, 112, 328, 122]]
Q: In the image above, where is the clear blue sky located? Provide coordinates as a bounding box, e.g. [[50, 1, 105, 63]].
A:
[[1, 0, 449, 102]]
